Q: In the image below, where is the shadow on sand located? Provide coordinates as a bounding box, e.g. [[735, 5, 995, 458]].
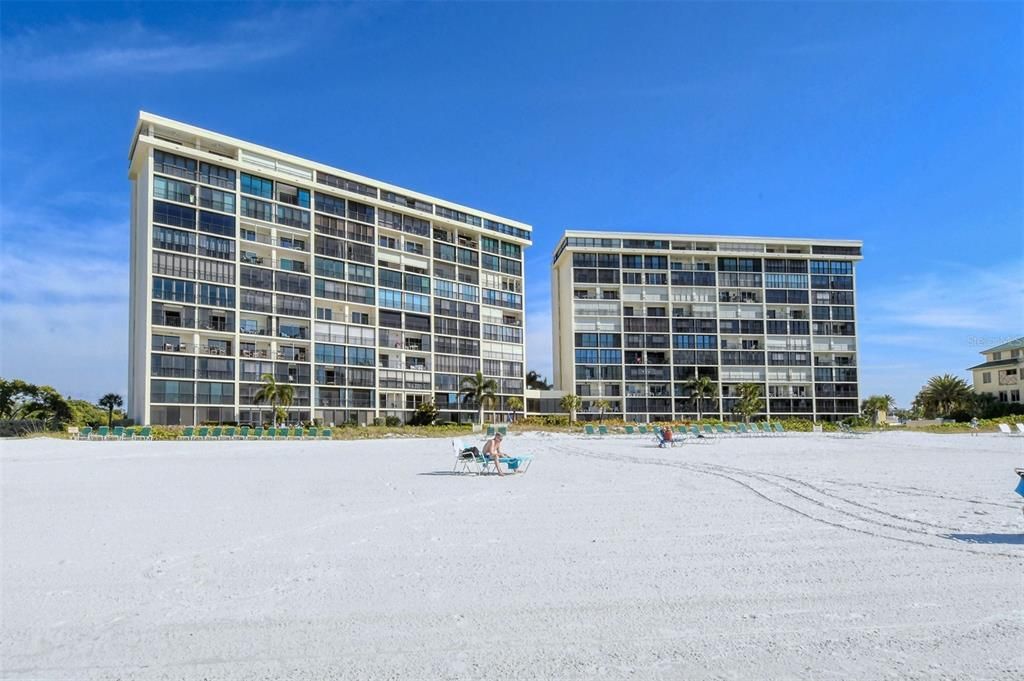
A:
[[946, 533, 1024, 545], [417, 470, 469, 477]]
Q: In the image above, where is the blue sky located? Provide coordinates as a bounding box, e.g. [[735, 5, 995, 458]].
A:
[[1, 1, 1021, 406]]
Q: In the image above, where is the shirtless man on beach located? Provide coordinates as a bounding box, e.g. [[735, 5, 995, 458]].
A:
[[482, 432, 512, 476]]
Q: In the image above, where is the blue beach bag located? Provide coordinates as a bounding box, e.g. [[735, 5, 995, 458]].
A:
[[1015, 470, 1024, 498]]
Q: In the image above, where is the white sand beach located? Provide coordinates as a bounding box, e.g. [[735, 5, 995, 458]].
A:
[[2, 431, 1023, 680]]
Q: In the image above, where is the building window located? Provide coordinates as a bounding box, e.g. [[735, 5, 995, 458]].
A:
[[982, 372, 991, 384], [241, 173, 273, 199]]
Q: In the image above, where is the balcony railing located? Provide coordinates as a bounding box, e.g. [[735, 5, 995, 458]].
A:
[[198, 345, 231, 356]]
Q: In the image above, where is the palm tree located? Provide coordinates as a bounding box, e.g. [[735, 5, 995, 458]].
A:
[[917, 374, 973, 418], [98, 393, 123, 428], [593, 398, 611, 423], [254, 373, 294, 427], [560, 393, 582, 424], [685, 376, 717, 421], [861, 394, 896, 424], [507, 396, 523, 422], [460, 371, 498, 425], [526, 370, 551, 390], [733, 383, 764, 423]]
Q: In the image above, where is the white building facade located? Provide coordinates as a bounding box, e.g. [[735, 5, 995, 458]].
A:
[[551, 231, 863, 422], [129, 113, 531, 426]]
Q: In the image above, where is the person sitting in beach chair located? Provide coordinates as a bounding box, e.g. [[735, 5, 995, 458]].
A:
[[483, 432, 518, 476], [655, 426, 677, 448]]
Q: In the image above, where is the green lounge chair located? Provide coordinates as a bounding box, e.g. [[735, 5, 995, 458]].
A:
[[624, 425, 635, 435], [583, 424, 596, 436], [252, 426, 264, 439], [748, 423, 763, 436], [222, 426, 234, 439], [210, 426, 222, 439], [320, 428, 332, 440], [179, 426, 194, 440], [305, 427, 317, 439], [736, 423, 750, 436], [276, 428, 289, 440], [703, 425, 716, 437], [263, 427, 275, 439], [123, 427, 135, 440], [96, 426, 110, 440], [714, 424, 727, 435], [197, 426, 209, 440], [638, 426, 649, 435], [773, 423, 786, 435], [497, 426, 508, 437], [760, 422, 776, 437], [238, 426, 250, 440], [136, 426, 152, 440], [486, 426, 496, 437], [79, 426, 93, 440], [598, 425, 609, 436]]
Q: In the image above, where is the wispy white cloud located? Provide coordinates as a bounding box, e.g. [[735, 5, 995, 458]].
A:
[[857, 257, 1024, 404], [0, 5, 364, 80]]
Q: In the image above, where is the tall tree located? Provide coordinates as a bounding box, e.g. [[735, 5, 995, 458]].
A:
[[593, 398, 611, 424], [98, 393, 123, 428], [17, 385, 72, 429], [685, 376, 718, 421], [526, 371, 551, 390], [460, 371, 498, 425], [861, 394, 895, 424], [560, 393, 582, 424], [254, 373, 294, 427], [733, 383, 764, 423], [916, 374, 973, 418], [506, 396, 523, 422], [0, 378, 35, 419]]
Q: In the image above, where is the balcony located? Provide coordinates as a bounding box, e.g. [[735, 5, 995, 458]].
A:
[[155, 342, 190, 353], [198, 345, 231, 356], [277, 351, 309, 362], [152, 312, 195, 328], [240, 348, 271, 359]]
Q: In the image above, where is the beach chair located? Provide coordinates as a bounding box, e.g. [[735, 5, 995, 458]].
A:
[[134, 426, 151, 440], [94, 426, 109, 440], [702, 425, 718, 438], [773, 423, 786, 436], [320, 428, 332, 440], [637, 426, 649, 435], [78, 426, 92, 440], [486, 426, 496, 437], [123, 427, 135, 440], [238, 426, 250, 440], [223, 426, 236, 439], [735, 423, 750, 437], [653, 428, 680, 448], [109, 426, 124, 440], [276, 428, 290, 440], [689, 425, 714, 444], [252, 426, 264, 440], [714, 424, 728, 436], [624, 425, 635, 435], [304, 427, 317, 439], [498, 426, 508, 437], [196, 426, 209, 440], [598, 425, 609, 436], [210, 426, 223, 440], [1016, 424, 1024, 435], [584, 424, 597, 436], [179, 426, 193, 440], [998, 423, 1017, 436]]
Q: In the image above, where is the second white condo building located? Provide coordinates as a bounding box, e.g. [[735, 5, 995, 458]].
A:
[[551, 230, 863, 422]]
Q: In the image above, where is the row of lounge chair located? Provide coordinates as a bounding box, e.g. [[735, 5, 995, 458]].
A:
[[998, 423, 1024, 437], [76, 426, 152, 440], [484, 425, 509, 437], [583, 423, 788, 437], [178, 426, 332, 440]]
